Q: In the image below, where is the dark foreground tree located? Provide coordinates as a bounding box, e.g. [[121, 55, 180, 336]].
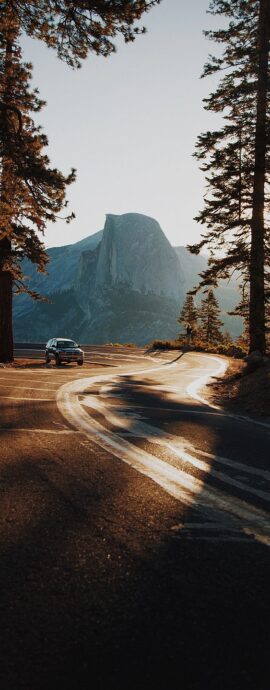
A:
[[0, 1, 161, 361], [0, 12, 75, 362], [177, 294, 198, 334], [4, 1, 161, 67], [198, 289, 223, 343], [229, 281, 250, 347], [188, 0, 270, 355]]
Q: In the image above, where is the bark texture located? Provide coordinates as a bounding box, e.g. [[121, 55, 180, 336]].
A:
[[0, 238, 13, 362], [249, 0, 270, 354]]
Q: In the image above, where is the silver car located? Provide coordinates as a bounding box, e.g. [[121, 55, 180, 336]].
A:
[[45, 338, 84, 366]]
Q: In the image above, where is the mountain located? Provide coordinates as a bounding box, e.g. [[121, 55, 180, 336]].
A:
[[13, 213, 242, 344]]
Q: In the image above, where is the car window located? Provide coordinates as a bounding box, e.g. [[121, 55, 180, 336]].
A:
[[56, 340, 77, 348]]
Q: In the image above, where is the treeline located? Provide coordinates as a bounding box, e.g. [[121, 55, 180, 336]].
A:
[[176, 291, 248, 355], [178, 292, 224, 344], [188, 0, 270, 358]]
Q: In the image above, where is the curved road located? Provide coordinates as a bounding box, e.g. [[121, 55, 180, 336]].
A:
[[0, 346, 269, 690]]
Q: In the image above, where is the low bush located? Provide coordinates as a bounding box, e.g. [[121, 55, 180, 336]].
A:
[[148, 338, 247, 358], [149, 339, 182, 350]]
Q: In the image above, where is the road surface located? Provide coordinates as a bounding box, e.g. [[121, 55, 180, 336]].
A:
[[0, 346, 269, 690]]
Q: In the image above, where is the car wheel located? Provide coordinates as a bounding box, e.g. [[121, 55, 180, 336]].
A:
[[55, 355, 60, 366], [77, 360, 83, 366], [45, 353, 50, 364]]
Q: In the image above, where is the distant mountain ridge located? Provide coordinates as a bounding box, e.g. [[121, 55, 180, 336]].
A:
[[14, 213, 242, 344]]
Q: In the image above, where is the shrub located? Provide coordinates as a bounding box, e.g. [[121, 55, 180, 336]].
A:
[[148, 338, 247, 358], [149, 339, 181, 350]]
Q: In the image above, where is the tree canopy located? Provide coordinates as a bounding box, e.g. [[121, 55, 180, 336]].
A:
[[177, 294, 198, 333], [198, 289, 224, 343], [188, 0, 270, 354], [0, 8, 76, 360], [0, 0, 161, 361], [5, 1, 161, 66]]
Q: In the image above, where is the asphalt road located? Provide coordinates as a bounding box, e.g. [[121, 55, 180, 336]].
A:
[[0, 346, 269, 690]]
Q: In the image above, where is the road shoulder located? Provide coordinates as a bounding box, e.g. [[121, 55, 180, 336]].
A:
[[204, 356, 270, 422]]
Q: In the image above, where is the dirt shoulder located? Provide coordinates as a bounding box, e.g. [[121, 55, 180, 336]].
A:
[[206, 357, 270, 420], [0, 358, 46, 368]]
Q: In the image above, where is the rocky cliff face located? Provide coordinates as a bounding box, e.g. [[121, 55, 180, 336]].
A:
[[13, 213, 241, 344], [74, 214, 183, 306]]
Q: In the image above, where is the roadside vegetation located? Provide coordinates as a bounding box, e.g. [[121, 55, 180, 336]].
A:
[[208, 358, 270, 419], [149, 338, 247, 359]]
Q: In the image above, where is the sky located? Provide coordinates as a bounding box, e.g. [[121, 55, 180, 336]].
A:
[[21, 0, 223, 249]]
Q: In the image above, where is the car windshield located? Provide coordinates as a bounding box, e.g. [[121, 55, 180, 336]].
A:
[[56, 340, 77, 348]]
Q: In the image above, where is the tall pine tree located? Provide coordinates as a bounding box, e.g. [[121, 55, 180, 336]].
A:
[[0, 10, 75, 361], [177, 294, 198, 333], [198, 289, 224, 343], [188, 0, 270, 355], [0, 1, 160, 361], [3, 2, 161, 67]]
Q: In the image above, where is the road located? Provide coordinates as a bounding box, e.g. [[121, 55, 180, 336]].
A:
[[0, 346, 269, 690]]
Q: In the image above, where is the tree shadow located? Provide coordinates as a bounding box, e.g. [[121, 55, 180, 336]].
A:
[[0, 375, 269, 690]]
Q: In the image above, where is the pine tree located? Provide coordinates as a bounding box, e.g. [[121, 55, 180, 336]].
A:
[[229, 281, 250, 347], [0, 11, 75, 362], [188, 0, 270, 355], [198, 289, 224, 343], [0, 1, 161, 361], [223, 329, 232, 345], [177, 294, 198, 334], [5, 1, 161, 67]]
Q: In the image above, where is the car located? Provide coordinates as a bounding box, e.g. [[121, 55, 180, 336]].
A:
[[45, 338, 84, 366]]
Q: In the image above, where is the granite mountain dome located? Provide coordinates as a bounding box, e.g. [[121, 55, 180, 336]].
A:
[[76, 214, 183, 300], [14, 213, 241, 344]]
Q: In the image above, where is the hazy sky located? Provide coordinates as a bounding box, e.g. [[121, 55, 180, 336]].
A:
[[22, 0, 223, 249]]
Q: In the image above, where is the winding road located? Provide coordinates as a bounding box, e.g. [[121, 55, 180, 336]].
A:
[[0, 345, 269, 690]]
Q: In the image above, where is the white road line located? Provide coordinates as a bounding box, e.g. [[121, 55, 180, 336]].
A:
[[171, 522, 255, 542], [81, 394, 270, 502], [197, 447, 270, 481], [186, 355, 270, 430], [0, 384, 58, 392], [111, 405, 225, 416], [0, 396, 54, 401], [0, 377, 60, 385], [186, 356, 228, 407], [89, 391, 270, 481], [0, 427, 82, 434], [57, 361, 270, 546], [91, 395, 270, 481]]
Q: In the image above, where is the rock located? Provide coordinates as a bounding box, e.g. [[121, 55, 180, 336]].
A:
[[13, 212, 243, 345]]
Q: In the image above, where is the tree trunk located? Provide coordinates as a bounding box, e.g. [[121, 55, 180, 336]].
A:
[[0, 26, 16, 363], [0, 238, 14, 362], [249, 0, 270, 354]]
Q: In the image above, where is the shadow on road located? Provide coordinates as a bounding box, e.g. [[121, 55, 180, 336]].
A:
[[0, 377, 269, 690]]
